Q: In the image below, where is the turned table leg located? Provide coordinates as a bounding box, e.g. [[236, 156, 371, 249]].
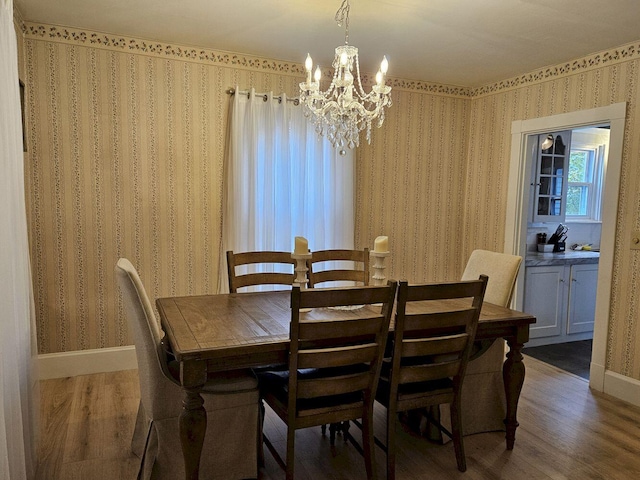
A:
[[180, 361, 208, 480], [180, 389, 206, 480], [503, 338, 525, 450]]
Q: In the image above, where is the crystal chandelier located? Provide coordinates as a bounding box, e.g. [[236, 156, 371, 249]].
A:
[[299, 0, 392, 154]]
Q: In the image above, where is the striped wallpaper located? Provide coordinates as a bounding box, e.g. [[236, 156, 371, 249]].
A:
[[16, 20, 640, 380]]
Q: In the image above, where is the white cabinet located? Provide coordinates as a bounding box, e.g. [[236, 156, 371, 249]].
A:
[[567, 263, 599, 334], [530, 130, 572, 223], [525, 262, 598, 346]]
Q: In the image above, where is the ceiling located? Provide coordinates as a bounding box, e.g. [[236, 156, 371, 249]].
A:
[[14, 0, 640, 87]]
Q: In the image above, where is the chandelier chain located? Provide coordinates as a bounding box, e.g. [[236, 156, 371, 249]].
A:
[[335, 0, 350, 45]]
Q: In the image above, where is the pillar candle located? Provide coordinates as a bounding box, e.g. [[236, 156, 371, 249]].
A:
[[374, 236, 389, 253], [294, 236, 308, 255]]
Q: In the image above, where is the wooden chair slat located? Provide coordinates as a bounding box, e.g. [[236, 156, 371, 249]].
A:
[[299, 317, 383, 341], [401, 334, 469, 358], [405, 279, 487, 302], [298, 285, 391, 308], [298, 373, 370, 399], [398, 361, 461, 384], [404, 310, 475, 333], [298, 344, 378, 369]]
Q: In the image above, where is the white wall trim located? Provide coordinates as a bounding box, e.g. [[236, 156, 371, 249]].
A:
[[38, 346, 138, 379], [601, 370, 640, 408]]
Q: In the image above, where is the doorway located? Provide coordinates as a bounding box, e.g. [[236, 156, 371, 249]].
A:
[[504, 102, 626, 393]]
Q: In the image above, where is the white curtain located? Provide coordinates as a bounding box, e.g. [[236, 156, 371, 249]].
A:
[[220, 87, 355, 291], [1, 0, 38, 478]]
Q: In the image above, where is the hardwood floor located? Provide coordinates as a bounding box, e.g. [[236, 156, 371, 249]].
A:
[[36, 357, 640, 479]]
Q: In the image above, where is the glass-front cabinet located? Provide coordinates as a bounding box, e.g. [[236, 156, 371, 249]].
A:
[[531, 130, 572, 223]]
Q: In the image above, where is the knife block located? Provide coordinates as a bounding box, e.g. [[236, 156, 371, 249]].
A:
[[553, 241, 566, 253]]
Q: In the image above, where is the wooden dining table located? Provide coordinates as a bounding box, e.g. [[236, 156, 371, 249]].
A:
[[156, 290, 536, 480]]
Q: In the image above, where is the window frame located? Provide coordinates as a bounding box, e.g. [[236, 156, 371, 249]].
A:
[[565, 143, 606, 222]]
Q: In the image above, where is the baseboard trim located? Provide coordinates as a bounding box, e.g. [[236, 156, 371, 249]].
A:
[[589, 361, 605, 391], [601, 370, 640, 408], [38, 346, 138, 379]]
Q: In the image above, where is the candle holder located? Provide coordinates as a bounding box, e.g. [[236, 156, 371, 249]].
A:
[[370, 250, 390, 286], [291, 252, 312, 312]]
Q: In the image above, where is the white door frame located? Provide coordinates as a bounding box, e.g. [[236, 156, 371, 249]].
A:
[[504, 102, 626, 393]]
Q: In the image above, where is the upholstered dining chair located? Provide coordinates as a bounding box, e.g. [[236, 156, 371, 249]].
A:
[[448, 249, 523, 436], [308, 248, 370, 288], [257, 282, 397, 480], [226, 250, 296, 293], [375, 276, 488, 479], [116, 258, 260, 480]]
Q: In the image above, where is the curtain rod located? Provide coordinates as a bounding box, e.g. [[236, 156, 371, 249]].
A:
[[226, 88, 300, 105]]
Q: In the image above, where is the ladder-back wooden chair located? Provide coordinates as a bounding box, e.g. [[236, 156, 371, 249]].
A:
[[308, 248, 370, 288], [226, 250, 296, 293], [257, 282, 397, 480], [376, 276, 488, 479]]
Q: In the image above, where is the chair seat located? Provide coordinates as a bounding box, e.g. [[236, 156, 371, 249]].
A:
[[257, 366, 367, 413]]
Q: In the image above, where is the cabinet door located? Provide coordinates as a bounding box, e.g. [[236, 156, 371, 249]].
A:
[[525, 265, 567, 339], [532, 130, 572, 223], [567, 264, 599, 334]]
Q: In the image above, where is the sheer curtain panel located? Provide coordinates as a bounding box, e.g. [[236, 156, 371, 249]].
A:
[[1, 0, 38, 478], [220, 87, 355, 291]]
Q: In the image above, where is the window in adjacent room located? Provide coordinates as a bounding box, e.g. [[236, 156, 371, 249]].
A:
[[566, 145, 605, 221]]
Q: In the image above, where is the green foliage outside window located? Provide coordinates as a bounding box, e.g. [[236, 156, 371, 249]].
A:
[[567, 151, 591, 216]]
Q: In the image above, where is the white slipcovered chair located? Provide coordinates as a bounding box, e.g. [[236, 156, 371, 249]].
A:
[[438, 249, 522, 437], [116, 258, 260, 480]]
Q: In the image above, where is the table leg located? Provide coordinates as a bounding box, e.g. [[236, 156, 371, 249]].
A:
[[180, 388, 206, 480], [503, 338, 525, 450]]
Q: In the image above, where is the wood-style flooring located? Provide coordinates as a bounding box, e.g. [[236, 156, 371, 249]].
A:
[[36, 356, 640, 479]]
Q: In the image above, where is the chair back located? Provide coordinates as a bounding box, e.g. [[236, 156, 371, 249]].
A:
[[308, 248, 370, 288], [461, 250, 522, 307], [287, 282, 397, 427], [115, 258, 178, 418], [387, 276, 488, 411], [226, 250, 296, 293]]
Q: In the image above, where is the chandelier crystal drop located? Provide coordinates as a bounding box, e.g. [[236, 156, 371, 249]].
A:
[[299, 0, 392, 154]]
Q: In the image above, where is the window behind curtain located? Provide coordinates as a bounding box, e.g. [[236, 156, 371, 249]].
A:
[[220, 88, 355, 292]]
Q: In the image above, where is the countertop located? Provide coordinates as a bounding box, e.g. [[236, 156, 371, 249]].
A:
[[525, 250, 600, 267]]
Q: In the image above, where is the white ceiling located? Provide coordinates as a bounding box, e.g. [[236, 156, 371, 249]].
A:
[[14, 0, 640, 87]]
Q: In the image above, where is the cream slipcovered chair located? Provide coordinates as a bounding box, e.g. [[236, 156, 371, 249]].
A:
[[116, 258, 260, 480], [438, 249, 522, 437]]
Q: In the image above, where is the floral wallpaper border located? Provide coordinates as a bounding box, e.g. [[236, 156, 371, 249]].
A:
[[21, 22, 473, 98], [20, 22, 640, 100]]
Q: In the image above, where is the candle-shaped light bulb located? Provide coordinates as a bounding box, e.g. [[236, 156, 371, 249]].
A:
[[314, 66, 322, 83], [375, 70, 383, 86], [380, 55, 389, 74], [305, 54, 313, 85], [340, 51, 348, 66]]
